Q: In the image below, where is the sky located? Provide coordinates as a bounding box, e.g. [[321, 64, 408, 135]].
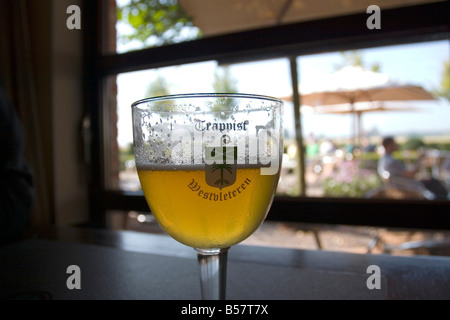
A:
[[116, 38, 450, 147]]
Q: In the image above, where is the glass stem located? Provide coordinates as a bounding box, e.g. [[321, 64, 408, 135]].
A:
[[195, 248, 229, 300]]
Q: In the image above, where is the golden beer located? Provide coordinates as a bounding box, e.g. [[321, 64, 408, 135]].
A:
[[138, 166, 279, 249]]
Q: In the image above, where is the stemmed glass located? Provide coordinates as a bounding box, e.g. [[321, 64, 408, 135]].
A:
[[132, 93, 283, 299]]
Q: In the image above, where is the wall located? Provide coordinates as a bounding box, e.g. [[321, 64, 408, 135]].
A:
[[21, 0, 88, 226], [51, 0, 88, 225]]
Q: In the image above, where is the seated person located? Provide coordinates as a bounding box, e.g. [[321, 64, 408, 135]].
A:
[[378, 137, 418, 179], [378, 136, 448, 200], [441, 156, 450, 192]]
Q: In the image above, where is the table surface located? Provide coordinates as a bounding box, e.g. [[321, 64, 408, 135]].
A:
[[1, 226, 450, 300]]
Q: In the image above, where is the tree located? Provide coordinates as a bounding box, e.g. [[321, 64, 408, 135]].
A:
[[145, 74, 170, 97], [402, 137, 425, 151], [211, 67, 238, 115], [212, 66, 238, 94], [117, 0, 201, 48], [433, 60, 450, 102], [334, 50, 381, 72]]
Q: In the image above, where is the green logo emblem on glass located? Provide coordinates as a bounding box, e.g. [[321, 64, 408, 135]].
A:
[[205, 146, 238, 190]]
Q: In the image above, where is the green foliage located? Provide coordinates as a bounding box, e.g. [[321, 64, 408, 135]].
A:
[[213, 67, 238, 94], [425, 143, 450, 151], [323, 173, 382, 198], [401, 137, 425, 150], [145, 74, 171, 97], [119, 143, 135, 171], [211, 66, 239, 115], [117, 0, 201, 47], [433, 60, 450, 102], [334, 50, 381, 72]]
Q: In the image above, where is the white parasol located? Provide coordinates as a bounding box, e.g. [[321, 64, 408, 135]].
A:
[[282, 66, 435, 146]]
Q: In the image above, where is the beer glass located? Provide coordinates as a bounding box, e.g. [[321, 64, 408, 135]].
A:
[[132, 93, 283, 299]]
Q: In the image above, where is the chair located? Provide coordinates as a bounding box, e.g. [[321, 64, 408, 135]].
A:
[[367, 235, 450, 256], [365, 174, 436, 200]]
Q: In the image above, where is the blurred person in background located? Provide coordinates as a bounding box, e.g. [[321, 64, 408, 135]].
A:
[[378, 136, 448, 200]]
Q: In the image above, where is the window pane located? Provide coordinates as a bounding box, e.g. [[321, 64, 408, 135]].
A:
[[107, 40, 450, 202], [113, 61, 217, 191], [298, 40, 450, 200], [110, 58, 299, 195], [115, 0, 201, 54], [221, 59, 300, 196]]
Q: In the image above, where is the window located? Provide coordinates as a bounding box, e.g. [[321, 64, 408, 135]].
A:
[[299, 42, 450, 199], [114, 58, 294, 193], [84, 0, 450, 231]]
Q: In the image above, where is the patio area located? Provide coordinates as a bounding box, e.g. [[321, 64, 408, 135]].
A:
[[110, 211, 450, 257]]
